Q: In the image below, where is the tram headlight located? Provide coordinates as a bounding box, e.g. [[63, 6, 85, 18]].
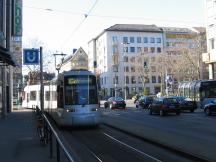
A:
[[66, 109, 75, 112], [91, 108, 97, 111]]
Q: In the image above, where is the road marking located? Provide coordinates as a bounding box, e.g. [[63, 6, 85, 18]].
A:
[[103, 132, 162, 162]]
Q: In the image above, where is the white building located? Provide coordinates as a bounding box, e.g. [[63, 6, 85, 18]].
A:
[[203, 0, 216, 79], [88, 24, 164, 98]]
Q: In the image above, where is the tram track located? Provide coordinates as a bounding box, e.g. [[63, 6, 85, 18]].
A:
[[60, 124, 201, 162]]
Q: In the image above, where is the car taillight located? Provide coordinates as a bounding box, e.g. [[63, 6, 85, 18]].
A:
[[161, 104, 167, 109]]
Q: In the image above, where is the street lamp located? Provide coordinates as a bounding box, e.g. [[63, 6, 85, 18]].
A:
[[53, 53, 67, 74]]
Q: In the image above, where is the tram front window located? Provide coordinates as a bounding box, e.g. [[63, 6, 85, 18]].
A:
[[202, 82, 216, 98], [65, 76, 98, 105]]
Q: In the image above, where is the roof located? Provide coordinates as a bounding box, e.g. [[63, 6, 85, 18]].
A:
[[89, 24, 163, 41], [161, 27, 195, 34], [0, 46, 17, 66], [62, 47, 87, 64], [106, 24, 163, 33]]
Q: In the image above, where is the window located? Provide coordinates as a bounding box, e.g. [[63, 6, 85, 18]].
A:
[[131, 66, 135, 72], [156, 38, 161, 43], [125, 66, 129, 72], [130, 37, 134, 43], [150, 37, 155, 43], [125, 76, 129, 84], [150, 47, 155, 53], [112, 65, 118, 72], [137, 37, 142, 43], [137, 47, 142, 53], [151, 57, 155, 62], [152, 76, 156, 83], [158, 76, 161, 83], [144, 47, 148, 53], [145, 76, 149, 83], [130, 47, 135, 53], [138, 76, 143, 83], [123, 37, 128, 43], [124, 56, 128, 62], [30, 91, 36, 101], [143, 37, 148, 43], [112, 46, 118, 53], [45, 91, 50, 101], [124, 47, 128, 53], [130, 57, 135, 63], [151, 66, 156, 72], [210, 38, 215, 49], [113, 76, 118, 84], [131, 76, 136, 84], [157, 47, 161, 53], [112, 36, 118, 43]]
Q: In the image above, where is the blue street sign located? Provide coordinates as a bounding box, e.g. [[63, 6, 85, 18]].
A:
[[23, 49, 39, 65]]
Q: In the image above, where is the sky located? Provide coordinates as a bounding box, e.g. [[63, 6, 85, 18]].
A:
[[23, 0, 206, 56]]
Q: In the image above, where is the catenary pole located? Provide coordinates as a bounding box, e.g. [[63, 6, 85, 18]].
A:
[[40, 47, 44, 113]]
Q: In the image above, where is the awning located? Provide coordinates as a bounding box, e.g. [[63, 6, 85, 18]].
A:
[[0, 46, 16, 66]]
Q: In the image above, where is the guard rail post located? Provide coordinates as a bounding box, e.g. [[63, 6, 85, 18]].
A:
[[56, 140, 60, 162]]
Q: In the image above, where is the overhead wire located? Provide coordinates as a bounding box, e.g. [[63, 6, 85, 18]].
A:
[[59, 0, 99, 50], [23, 3, 204, 25]]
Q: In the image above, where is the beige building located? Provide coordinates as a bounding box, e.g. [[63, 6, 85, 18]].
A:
[[59, 47, 88, 73]]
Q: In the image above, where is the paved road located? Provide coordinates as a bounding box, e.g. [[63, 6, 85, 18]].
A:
[[100, 104, 216, 162]]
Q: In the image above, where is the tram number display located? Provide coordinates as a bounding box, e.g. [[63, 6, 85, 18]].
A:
[[67, 77, 92, 85]]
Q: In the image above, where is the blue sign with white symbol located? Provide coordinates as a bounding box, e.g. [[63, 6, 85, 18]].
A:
[[23, 49, 39, 65]]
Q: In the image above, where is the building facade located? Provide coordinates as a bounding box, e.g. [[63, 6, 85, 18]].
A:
[[88, 24, 164, 99], [0, 0, 22, 117], [203, 0, 216, 79], [89, 24, 207, 99], [59, 47, 88, 73]]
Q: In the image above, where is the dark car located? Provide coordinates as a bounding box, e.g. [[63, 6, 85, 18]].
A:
[[174, 96, 197, 112], [104, 97, 126, 109], [135, 96, 154, 109], [203, 100, 216, 116], [149, 97, 181, 116]]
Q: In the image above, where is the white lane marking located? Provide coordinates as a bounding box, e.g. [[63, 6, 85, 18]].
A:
[[103, 132, 162, 162]]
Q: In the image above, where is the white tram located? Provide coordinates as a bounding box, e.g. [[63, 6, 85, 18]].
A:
[[22, 69, 101, 126]]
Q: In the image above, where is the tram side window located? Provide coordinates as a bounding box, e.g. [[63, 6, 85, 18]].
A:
[[57, 86, 64, 107], [30, 91, 36, 101], [51, 91, 57, 101], [45, 91, 50, 101]]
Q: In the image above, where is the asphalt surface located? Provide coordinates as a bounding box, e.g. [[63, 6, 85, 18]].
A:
[[101, 99, 215, 162]]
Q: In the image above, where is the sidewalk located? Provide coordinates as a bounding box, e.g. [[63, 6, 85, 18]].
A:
[[0, 108, 54, 162]]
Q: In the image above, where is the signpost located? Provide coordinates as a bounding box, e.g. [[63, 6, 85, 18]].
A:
[[23, 49, 39, 65], [23, 47, 44, 113]]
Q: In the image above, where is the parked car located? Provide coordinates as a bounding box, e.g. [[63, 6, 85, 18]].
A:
[[104, 97, 126, 109], [135, 96, 154, 109], [173, 96, 197, 112], [203, 100, 216, 116], [149, 97, 181, 116]]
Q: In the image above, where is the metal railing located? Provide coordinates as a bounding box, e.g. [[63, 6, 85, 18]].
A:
[[35, 107, 75, 162]]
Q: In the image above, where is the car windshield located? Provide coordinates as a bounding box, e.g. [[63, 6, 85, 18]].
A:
[[164, 98, 178, 104], [114, 97, 124, 101]]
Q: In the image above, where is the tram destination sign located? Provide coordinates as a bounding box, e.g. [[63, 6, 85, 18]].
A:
[[23, 48, 39, 65]]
